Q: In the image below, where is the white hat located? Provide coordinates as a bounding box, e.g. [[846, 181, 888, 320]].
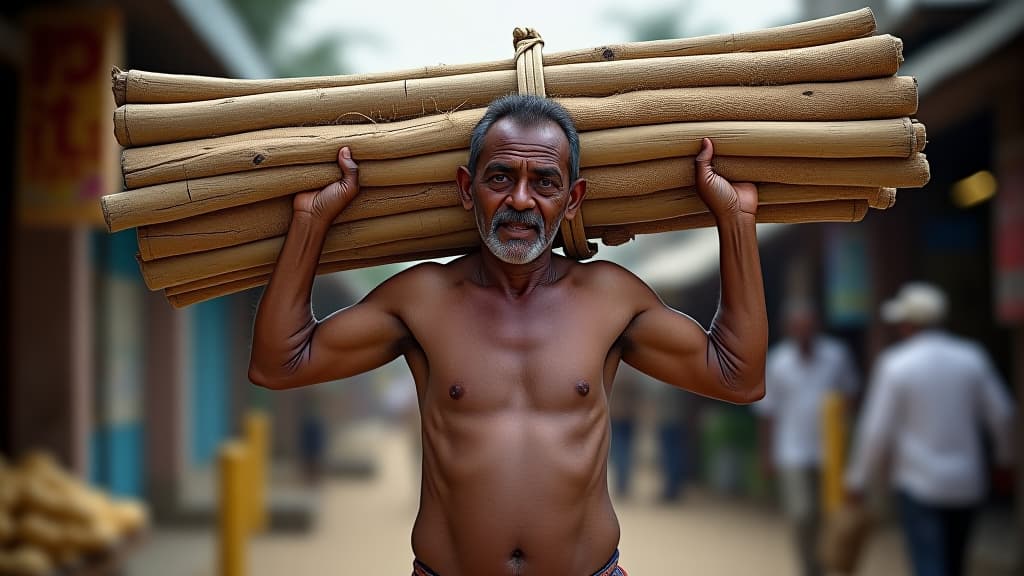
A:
[[880, 282, 948, 326]]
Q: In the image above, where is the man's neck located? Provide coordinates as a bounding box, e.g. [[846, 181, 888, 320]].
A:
[[476, 249, 562, 299]]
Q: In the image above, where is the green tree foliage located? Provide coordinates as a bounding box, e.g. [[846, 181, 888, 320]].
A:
[[610, 0, 722, 41], [225, 0, 292, 48], [226, 0, 346, 76]]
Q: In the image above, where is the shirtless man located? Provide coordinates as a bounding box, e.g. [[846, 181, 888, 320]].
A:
[[249, 95, 768, 576]]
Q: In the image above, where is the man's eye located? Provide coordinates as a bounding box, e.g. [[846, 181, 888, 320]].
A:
[[537, 178, 561, 193], [491, 174, 509, 183]]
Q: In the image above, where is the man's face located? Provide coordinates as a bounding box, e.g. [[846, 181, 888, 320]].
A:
[[456, 118, 582, 265]]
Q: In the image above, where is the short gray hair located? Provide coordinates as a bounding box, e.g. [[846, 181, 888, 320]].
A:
[[467, 94, 580, 182]]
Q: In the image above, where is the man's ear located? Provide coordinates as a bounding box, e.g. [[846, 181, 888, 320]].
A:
[[456, 166, 474, 211], [563, 178, 588, 220]]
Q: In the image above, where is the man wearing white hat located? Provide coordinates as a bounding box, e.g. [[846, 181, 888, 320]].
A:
[[845, 282, 1015, 576]]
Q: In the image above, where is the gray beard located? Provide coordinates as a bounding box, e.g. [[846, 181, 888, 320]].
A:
[[476, 205, 564, 265]]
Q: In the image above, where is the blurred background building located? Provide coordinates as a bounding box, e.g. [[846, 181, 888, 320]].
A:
[[0, 0, 1020, 574]]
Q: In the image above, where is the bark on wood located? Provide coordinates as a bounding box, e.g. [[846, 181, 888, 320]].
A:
[[113, 8, 876, 105], [112, 35, 904, 146], [120, 77, 918, 189], [164, 198, 871, 307], [138, 184, 887, 290], [104, 118, 925, 232], [134, 150, 922, 260]]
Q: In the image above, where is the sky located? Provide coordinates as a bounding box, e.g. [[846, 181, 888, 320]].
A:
[[284, 0, 801, 75]]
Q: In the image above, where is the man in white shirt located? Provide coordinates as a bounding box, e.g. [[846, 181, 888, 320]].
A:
[[845, 282, 1015, 576], [755, 301, 859, 576]]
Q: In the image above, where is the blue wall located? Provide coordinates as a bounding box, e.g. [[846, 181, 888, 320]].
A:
[[90, 423, 143, 496], [90, 229, 144, 497], [190, 298, 229, 466]]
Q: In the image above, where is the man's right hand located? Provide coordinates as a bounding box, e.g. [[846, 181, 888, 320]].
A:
[[293, 146, 360, 224]]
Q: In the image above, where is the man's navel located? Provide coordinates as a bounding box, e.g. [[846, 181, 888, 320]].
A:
[[509, 548, 525, 574]]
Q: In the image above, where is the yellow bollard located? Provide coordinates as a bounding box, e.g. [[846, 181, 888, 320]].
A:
[[821, 391, 847, 517], [244, 410, 270, 533], [219, 441, 248, 576]]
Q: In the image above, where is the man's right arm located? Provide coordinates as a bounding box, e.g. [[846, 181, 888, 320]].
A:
[[248, 148, 411, 390]]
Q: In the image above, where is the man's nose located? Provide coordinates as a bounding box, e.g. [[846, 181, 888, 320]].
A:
[[506, 179, 536, 211]]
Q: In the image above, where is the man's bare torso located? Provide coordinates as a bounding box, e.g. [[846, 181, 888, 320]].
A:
[[249, 111, 766, 575], [394, 253, 638, 576]]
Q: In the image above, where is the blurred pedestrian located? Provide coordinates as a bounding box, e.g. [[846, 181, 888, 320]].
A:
[[299, 391, 326, 485], [845, 282, 1015, 576], [650, 378, 695, 501], [755, 300, 859, 576], [610, 366, 644, 498]]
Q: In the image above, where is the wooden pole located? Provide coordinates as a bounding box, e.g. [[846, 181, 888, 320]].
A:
[[113, 9, 876, 104], [821, 392, 848, 517], [162, 187, 890, 297], [120, 77, 919, 189], [140, 208, 476, 289], [244, 411, 269, 534], [166, 245, 474, 308], [104, 119, 925, 232], [130, 154, 924, 261], [166, 199, 871, 307], [218, 442, 247, 576], [164, 231, 480, 297], [112, 35, 904, 146], [591, 199, 869, 246], [137, 184, 887, 290]]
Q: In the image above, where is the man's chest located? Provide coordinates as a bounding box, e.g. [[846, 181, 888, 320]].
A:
[[403, 287, 631, 412]]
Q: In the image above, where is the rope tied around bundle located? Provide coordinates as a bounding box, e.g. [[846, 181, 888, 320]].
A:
[[512, 28, 598, 260]]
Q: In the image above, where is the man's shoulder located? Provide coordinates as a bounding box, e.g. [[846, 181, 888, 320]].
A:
[[371, 255, 467, 296], [876, 340, 915, 372], [928, 332, 993, 371], [568, 258, 648, 289], [386, 254, 656, 303], [878, 332, 964, 374], [897, 331, 980, 362]]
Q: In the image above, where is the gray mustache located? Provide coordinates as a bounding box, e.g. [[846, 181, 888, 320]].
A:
[[491, 209, 544, 232]]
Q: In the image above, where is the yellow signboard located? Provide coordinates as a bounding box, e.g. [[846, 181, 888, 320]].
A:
[[18, 8, 122, 227]]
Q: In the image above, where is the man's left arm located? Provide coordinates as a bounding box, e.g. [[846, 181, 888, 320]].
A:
[[620, 138, 767, 404]]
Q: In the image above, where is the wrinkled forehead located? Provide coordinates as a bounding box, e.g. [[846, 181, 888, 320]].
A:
[[476, 118, 571, 173]]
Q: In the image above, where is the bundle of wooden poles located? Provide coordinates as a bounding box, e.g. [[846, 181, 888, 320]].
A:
[[101, 8, 929, 307]]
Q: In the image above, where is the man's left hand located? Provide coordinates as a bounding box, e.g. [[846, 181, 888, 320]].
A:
[[695, 137, 758, 219]]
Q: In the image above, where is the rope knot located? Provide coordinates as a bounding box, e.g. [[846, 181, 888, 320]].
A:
[[509, 26, 597, 260], [513, 27, 545, 58]]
